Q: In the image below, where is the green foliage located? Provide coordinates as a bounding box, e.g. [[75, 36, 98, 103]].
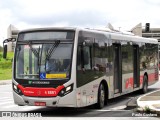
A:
[[0, 52, 14, 80], [0, 53, 2, 61], [0, 45, 2, 52], [0, 69, 12, 80], [143, 106, 151, 113]]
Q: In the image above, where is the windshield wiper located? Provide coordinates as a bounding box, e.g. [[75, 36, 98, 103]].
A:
[[46, 40, 60, 60], [27, 40, 60, 78], [45, 40, 60, 73], [28, 41, 41, 79], [28, 41, 39, 58]]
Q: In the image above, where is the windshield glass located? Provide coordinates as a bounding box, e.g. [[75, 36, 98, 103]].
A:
[[15, 43, 73, 80]]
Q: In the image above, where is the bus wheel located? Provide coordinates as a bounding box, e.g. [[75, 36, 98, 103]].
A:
[[141, 75, 148, 94], [95, 83, 105, 109]]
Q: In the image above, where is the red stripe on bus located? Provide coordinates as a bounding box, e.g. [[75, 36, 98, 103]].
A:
[[148, 73, 157, 82], [125, 73, 157, 89], [125, 77, 133, 89], [140, 75, 144, 85], [17, 84, 64, 97]]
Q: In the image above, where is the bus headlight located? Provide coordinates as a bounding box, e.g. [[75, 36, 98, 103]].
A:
[[58, 84, 74, 97], [12, 83, 23, 95], [13, 84, 17, 90], [66, 86, 71, 91]]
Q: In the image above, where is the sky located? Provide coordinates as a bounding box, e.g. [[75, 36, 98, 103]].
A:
[[0, 0, 160, 45]]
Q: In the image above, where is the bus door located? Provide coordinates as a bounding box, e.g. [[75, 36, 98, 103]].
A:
[[133, 45, 140, 88], [113, 44, 122, 94]]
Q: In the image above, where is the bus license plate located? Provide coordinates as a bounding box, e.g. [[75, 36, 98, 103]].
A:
[[34, 102, 46, 106]]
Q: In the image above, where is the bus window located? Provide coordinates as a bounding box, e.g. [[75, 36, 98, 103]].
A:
[[77, 45, 92, 71], [77, 46, 82, 70], [83, 46, 91, 70], [93, 40, 108, 73]]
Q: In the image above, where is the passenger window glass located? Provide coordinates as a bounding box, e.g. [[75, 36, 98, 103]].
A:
[[77, 46, 82, 70], [94, 40, 108, 72], [83, 46, 91, 70]]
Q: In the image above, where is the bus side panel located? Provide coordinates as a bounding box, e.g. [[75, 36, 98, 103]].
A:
[[76, 31, 114, 107], [144, 43, 159, 86], [121, 42, 134, 94], [76, 76, 110, 107]]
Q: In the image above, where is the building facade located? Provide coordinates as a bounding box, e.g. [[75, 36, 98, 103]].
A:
[[142, 28, 160, 42], [131, 23, 160, 42], [7, 24, 19, 52]]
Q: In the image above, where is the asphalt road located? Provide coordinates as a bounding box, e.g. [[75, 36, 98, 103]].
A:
[[0, 80, 159, 118]]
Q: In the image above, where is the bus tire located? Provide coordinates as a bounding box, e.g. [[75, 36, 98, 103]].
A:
[[141, 75, 148, 94], [95, 83, 105, 109]]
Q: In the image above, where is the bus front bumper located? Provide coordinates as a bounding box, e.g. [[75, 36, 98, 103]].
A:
[[13, 90, 76, 107]]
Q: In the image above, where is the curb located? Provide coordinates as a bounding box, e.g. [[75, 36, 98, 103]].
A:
[[0, 80, 12, 85], [126, 97, 138, 110], [137, 89, 160, 114]]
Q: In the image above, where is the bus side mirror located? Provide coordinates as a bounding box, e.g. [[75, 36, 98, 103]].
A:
[[2, 38, 16, 59], [3, 45, 7, 59]]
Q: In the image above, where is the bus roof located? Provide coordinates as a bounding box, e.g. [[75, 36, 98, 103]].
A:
[[19, 27, 77, 33], [19, 27, 158, 44], [79, 28, 158, 44]]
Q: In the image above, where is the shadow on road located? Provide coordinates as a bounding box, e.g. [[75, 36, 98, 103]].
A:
[[25, 88, 158, 117]]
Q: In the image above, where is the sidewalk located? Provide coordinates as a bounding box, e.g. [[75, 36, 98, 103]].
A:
[[0, 80, 12, 85], [137, 89, 160, 114]]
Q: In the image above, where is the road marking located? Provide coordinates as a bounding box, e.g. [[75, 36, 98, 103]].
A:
[[0, 101, 13, 105], [3, 104, 18, 109], [0, 97, 11, 100], [0, 99, 13, 102], [84, 109, 131, 115], [95, 109, 130, 112], [109, 105, 127, 110], [95, 109, 111, 112], [21, 106, 43, 111], [94, 105, 128, 112]]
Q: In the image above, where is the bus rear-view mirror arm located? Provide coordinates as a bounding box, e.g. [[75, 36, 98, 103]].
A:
[[3, 38, 16, 59]]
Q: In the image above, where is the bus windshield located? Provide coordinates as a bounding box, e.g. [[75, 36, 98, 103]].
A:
[[15, 42, 73, 80]]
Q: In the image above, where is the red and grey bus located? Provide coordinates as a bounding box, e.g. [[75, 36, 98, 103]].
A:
[[3, 27, 159, 108]]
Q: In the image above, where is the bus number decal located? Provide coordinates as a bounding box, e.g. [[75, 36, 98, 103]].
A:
[[45, 91, 57, 95]]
